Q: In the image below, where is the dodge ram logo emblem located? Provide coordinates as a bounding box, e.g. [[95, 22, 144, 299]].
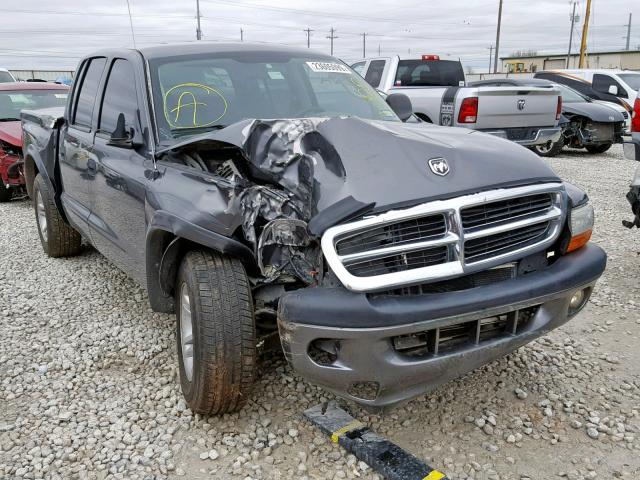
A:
[[517, 99, 526, 111], [428, 157, 449, 176]]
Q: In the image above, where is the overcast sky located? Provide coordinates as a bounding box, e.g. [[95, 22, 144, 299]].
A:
[[1, 0, 638, 72]]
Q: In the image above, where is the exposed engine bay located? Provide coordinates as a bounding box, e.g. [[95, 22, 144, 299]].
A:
[[561, 115, 624, 150]]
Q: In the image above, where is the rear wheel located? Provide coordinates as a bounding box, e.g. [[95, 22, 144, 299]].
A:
[[176, 250, 256, 415], [33, 174, 82, 257], [585, 143, 612, 154], [532, 139, 564, 157], [0, 182, 11, 202]]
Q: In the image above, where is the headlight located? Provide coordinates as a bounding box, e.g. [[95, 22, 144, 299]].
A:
[[566, 203, 594, 253]]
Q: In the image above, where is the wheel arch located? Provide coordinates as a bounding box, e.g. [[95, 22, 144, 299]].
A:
[[145, 212, 257, 313]]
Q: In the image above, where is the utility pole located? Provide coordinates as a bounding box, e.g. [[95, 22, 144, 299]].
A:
[[579, 0, 592, 68], [566, 2, 577, 68], [487, 45, 493, 74], [493, 0, 503, 73], [327, 28, 338, 56], [361, 33, 367, 58], [304, 28, 313, 48], [378, 44, 381, 56], [626, 13, 633, 50], [196, 0, 202, 40], [240, 28, 243, 42]]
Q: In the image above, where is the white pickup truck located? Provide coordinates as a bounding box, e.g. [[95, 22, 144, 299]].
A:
[[352, 55, 562, 147]]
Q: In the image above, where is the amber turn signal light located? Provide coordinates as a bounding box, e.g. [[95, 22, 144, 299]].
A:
[[566, 229, 592, 253]]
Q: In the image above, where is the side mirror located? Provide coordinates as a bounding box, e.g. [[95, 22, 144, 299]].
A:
[[608, 85, 619, 96], [385, 93, 413, 122], [107, 113, 143, 149]]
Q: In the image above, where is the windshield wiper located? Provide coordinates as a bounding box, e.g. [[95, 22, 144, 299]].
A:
[[0, 118, 21, 122], [171, 124, 227, 137]]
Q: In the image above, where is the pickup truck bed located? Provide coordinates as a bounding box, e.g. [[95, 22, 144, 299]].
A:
[[353, 56, 562, 147]]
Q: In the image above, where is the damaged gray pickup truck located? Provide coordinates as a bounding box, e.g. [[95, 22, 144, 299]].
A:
[[21, 43, 607, 413]]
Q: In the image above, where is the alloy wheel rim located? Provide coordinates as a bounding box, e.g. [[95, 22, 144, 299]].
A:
[[36, 191, 48, 242], [179, 282, 194, 382]]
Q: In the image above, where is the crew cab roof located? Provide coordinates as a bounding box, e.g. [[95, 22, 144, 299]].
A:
[[0, 81, 68, 91], [88, 42, 335, 61]]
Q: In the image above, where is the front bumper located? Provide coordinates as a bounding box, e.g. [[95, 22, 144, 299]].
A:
[[278, 244, 606, 408], [483, 127, 562, 147], [624, 139, 640, 161]]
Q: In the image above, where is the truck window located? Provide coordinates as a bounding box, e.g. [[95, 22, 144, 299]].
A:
[[351, 61, 366, 76], [394, 60, 464, 87], [618, 73, 640, 91], [72, 57, 106, 128], [592, 74, 627, 98], [98, 59, 138, 135], [364, 60, 386, 88]]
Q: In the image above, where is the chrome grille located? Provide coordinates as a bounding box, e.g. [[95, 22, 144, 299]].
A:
[[346, 245, 449, 277], [321, 184, 565, 292], [336, 214, 446, 255], [461, 193, 553, 230], [464, 221, 550, 263]]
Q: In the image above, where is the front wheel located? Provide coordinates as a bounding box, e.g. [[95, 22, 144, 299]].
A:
[[532, 139, 564, 157], [585, 143, 612, 154], [176, 250, 256, 415]]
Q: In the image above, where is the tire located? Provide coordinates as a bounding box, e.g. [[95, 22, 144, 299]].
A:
[[33, 174, 82, 257], [532, 139, 564, 157], [176, 250, 256, 415], [585, 143, 612, 154], [0, 181, 11, 202]]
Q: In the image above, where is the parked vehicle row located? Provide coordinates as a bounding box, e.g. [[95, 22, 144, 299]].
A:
[[19, 43, 605, 414], [470, 78, 625, 157], [0, 82, 68, 201], [352, 55, 563, 149], [623, 92, 640, 229]]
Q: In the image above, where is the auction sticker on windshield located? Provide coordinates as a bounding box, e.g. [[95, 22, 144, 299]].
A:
[[306, 62, 351, 74]]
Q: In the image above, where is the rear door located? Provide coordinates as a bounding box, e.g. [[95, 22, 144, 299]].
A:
[[89, 56, 150, 281], [473, 86, 560, 129], [59, 56, 106, 235]]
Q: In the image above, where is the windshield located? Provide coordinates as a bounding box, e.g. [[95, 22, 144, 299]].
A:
[[556, 84, 587, 103], [0, 71, 14, 83], [0, 89, 68, 121], [618, 73, 640, 92], [149, 52, 399, 142]]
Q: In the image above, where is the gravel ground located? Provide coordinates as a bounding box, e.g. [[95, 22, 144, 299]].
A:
[[1, 144, 639, 480]]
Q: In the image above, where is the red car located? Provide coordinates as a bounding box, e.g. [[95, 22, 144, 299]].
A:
[[0, 82, 69, 201]]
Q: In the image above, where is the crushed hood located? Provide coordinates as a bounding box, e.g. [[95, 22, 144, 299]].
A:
[[563, 102, 626, 123], [160, 117, 560, 213], [0, 121, 22, 147]]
